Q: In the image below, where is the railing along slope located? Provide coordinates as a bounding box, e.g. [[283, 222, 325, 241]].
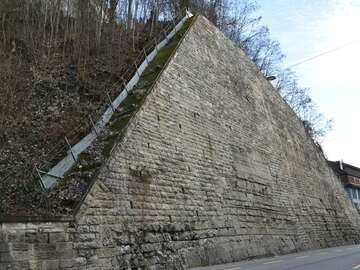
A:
[[41, 11, 194, 189]]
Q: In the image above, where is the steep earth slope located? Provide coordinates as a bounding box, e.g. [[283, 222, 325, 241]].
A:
[[0, 15, 191, 217]]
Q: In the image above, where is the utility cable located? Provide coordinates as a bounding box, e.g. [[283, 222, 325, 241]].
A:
[[287, 39, 359, 69]]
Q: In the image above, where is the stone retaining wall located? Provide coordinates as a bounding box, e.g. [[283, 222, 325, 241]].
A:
[[0, 222, 76, 269]]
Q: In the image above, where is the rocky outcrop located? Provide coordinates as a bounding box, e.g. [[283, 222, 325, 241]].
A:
[[1, 15, 360, 270]]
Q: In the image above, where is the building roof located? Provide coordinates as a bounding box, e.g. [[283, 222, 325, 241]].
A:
[[328, 160, 360, 178]]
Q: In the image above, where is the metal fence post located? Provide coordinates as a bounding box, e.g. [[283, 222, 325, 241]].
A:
[[35, 165, 46, 190], [89, 115, 99, 135], [123, 81, 129, 94], [154, 39, 159, 54], [106, 92, 115, 112], [163, 29, 169, 43], [64, 136, 76, 161], [122, 77, 129, 94], [134, 62, 141, 78], [143, 48, 149, 65]]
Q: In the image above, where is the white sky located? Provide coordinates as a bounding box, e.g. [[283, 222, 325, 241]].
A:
[[257, 0, 360, 167]]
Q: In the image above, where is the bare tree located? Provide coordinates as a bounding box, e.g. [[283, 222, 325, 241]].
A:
[[127, 0, 133, 29], [109, 0, 119, 25], [201, 0, 332, 141], [276, 69, 332, 140], [0, 0, 332, 141]]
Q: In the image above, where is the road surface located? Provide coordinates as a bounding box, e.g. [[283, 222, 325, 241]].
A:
[[190, 245, 360, 270]]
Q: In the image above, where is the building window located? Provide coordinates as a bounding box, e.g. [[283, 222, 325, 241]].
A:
[[346, 187, 352, 198], [352, 188, 357, 199]]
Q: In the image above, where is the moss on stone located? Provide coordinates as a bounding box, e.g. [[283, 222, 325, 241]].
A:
[[135, 16, 196, 93], [100, 16, 195, 159], [102, 114, 132, 157], [110, 115, 132, 133]]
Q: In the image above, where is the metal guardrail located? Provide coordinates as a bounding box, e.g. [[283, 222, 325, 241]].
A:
[[37, 10, 194, 189], [0, 9, 193, 191]]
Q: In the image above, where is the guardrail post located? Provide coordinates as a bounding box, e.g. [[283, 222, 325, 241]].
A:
[[143, 48, 150, 65], [123, 81, 129, 94], [106, 92, 115, 112], [163, 29, 169, 43], [134, 62, 141, 78], [121, 76, 130, 94], [89, 115, 99, 135], [154, 39, 159, 53], [65, 136, 76, 161], [35, 165, 46, 190]]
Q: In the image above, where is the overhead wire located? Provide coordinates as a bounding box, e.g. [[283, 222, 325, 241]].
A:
[[287, 39, 359, 69]]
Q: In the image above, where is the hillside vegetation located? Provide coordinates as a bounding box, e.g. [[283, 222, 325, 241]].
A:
[[0, 0, 330, 217], [0, 0, 189, 216]]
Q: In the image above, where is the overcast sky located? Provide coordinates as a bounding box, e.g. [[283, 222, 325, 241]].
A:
[[256, 0, 360, 167]]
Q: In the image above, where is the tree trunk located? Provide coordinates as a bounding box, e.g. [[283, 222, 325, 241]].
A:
[[132, 0, 139, 51], [109, 0, 118, 25], [149, 0, 157, 37], [127, 0, 134, 30], [179, 0, 190, 15]]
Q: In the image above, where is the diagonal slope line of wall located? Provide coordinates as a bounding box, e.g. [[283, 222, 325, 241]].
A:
[[41, 11, 193, 189], [1, 15, 360, 270]]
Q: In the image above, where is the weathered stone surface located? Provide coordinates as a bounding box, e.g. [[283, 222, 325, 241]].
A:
[[1, 15, 360, 269]]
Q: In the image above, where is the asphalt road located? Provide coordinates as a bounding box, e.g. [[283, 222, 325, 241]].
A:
[[190, 245, 360, 270]]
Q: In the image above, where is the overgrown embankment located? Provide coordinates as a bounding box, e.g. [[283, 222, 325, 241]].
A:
[[0, 15, 195, 218]]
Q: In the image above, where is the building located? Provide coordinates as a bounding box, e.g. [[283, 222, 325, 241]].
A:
[[328, 160, 360, 209]]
